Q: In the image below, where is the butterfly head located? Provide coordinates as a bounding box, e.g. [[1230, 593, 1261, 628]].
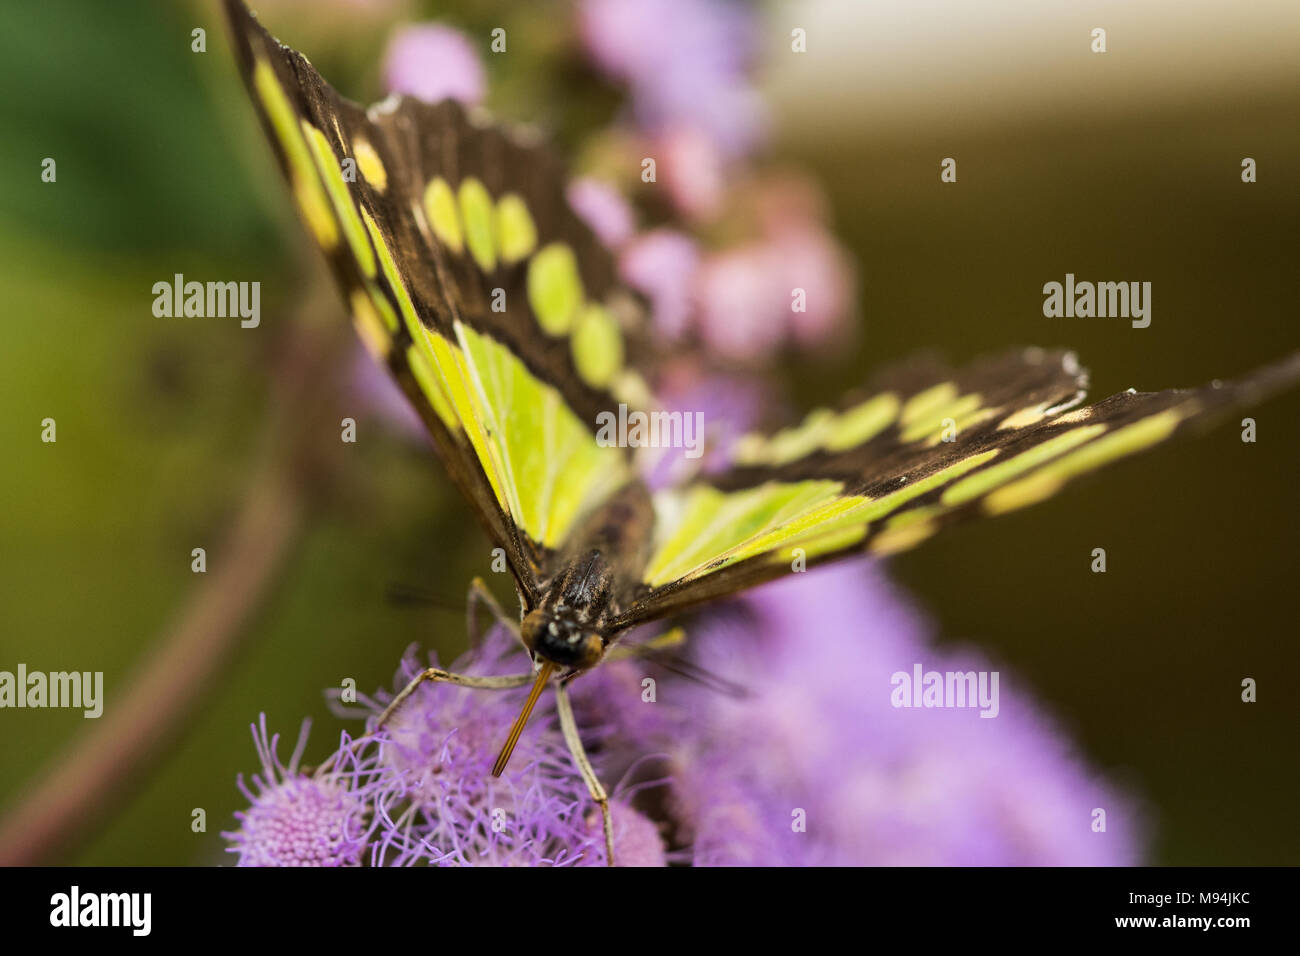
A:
[[521, 605, 605, 672]]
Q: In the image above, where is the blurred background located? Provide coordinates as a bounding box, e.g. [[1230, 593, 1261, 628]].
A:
[[0, 0, 1296, 865]]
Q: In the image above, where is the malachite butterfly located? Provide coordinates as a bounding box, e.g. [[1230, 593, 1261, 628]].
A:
[[221, 0, 1299, 862]]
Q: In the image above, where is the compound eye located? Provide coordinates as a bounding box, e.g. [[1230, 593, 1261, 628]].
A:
[[520, 609, 546, 652], [574, 632, 605, 670]]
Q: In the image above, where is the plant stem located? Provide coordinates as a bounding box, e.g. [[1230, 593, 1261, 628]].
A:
[[0, 296, 346, 865]]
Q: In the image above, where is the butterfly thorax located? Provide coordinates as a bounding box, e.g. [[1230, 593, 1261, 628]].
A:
[[521, 482, 654, 672], [521, 551, 613, 671]]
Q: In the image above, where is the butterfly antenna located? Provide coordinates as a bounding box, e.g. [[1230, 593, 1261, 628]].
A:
[[643, 651, 750, 700], [384, 582, 466, 613], [492, 661, 555, 777]]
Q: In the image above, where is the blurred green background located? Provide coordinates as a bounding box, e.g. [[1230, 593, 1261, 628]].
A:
[[0, 0, 1295, 865]]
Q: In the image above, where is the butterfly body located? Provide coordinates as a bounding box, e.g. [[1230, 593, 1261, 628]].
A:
[[522, 480, 655, 670], [521, 553, 614, 671]]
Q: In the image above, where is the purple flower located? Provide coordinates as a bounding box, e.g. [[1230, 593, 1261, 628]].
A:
[[669, 560, 1144, 865], [618, 228, 700, 339], [585, 799, 668, 867], [629, 362, 763, 489], [693, 245, 789, 359], [567, 651, 677, 751], [348, 346, 429, 442], [223, 716, 369, 867], [229, 574, 1140, 866], [363, 631, 668, 866], [693, 222, 855, 361], [770, 227, 855, 348], [578, 0, 766, 156], [383, 24, 485, 105], [228, 629, 667, 866], [657, 126, 727, 221], [568, 177, 637, 249], [365, 636, 603, 866]]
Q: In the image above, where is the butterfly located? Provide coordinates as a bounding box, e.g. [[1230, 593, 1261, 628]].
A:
[[221, 0, 1298, 862]]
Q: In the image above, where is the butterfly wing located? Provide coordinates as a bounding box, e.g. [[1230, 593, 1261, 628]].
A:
[[225, 0, 1298, 630], [614, 348, 1300, 627], [223, 0, 654, 603]]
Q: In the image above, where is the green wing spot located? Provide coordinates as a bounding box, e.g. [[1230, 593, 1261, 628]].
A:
[[423, 177, 464, 254], [730, 450, 1000, 573], [535, 393, 628, 547], [941, 424, 1106, 507], [644, 487, 726, 586], [405, 343, 459, 432], [528, 243, 584, 336], [571, 304, 624, 388], [730, 433, 766, 465], [352, 138, 387, 191], [644, 480, 845, 587], [425, 328, 511, 511], [361, 207, 421, 335], [885, 505, 942, 530], [984, 408, 1186, 515], [302, 121, 377, 278], [452, 322, 526, 527], [742, 392, 903, 464], [374, 251, 584, 535], [900, 382, 958, 427], [824, 392, 900, 452], [252, 60, 337, 250], [495, 193, 538, 265], [456, 322, 627, 547], [361, 206, 460, 433], [364, 282, 399, 333], [942, 402, 998, 443], [716, 490, 865, 570], [763, 409, 837, 465], [869, 518, 939, 555], [899, 392, 983, 443], [780, 524, 869, 564], [998, 402, 1053, 430], [349, 288, 391, 359], [613, 369, 655, 410], [785, 501, 944, 565], [252, 60, 308, 172], [645, 457, 999, 586], [458, 177, 498, 272], [865, 504, 943, 555]]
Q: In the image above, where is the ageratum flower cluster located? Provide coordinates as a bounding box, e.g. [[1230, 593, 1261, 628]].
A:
[[223, 716, 369, 867], [226, 629, 663, 867], [228, 559, 1142, 866]]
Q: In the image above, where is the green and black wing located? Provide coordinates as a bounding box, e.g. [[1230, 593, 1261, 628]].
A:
[[223, 0, 657, 604], [225, 0, 1298, 633], [614, 348, 1300, 627]]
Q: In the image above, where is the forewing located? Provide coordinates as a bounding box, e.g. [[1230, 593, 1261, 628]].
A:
[[223, 0, 656, 601]]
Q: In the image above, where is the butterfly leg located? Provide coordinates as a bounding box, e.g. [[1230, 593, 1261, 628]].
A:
[[467, 576, 523, 649], [375, 667, 534, 731], [554, 679, 616, 866]]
